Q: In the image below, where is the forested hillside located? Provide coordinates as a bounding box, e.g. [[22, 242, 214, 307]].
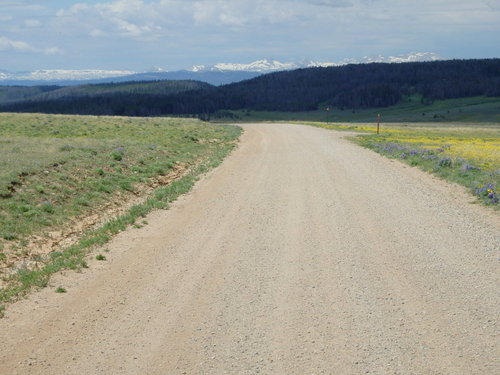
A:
[[0, 80, 212, 105], [2, 59, 499, 117], [0, 86, 60, 104]]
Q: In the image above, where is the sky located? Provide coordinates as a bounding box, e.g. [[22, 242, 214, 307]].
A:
[[1, 0, 499, 72]]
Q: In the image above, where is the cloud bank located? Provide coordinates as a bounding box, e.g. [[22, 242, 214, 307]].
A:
[[0, 0, 498, 70]]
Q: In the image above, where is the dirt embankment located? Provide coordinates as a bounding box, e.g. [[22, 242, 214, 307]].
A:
[[0, 162, 190, 284]]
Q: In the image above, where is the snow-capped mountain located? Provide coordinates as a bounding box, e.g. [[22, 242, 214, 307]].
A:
[[353, 52, 442, 64], [189, 59, 299, 73], [0, 69, 136, 82], [189, 52, 443, 72], [0, 53, 443, 85]]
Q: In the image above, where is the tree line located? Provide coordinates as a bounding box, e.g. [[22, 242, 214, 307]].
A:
[[1, 59, 499, 116]]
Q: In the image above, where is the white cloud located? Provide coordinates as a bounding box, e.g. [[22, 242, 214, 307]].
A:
[[192, 0, 300, 27], [308, 0, 353, 7], [484, 0, 500, 11], [192, 1, 244, 26], [98, 0, 148, 17], [44, 47, 64, 55], [56, 0, 166, 40], [0, 36, 35, 52], [51, 0, 500, 39], [90, 28, 107, 37], [0, 36, 62, 55], [111, 17, 161, 38], [0, 1, 45, 12], [2, 0, 498, 70], [56, 3, 89, 17], [24, 19, 42, 28]]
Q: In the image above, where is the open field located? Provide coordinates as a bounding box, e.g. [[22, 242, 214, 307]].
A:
[[0, 113, 241, 305], [218, 96, 500, 123]]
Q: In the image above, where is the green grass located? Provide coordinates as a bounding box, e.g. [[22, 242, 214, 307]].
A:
[[0, 113, 240, 243], [0, 113, 241, 305], [214, 96, 500, 123]]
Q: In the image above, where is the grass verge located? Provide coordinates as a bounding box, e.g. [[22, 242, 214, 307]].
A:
[[0, 113, 241, 307], [0, 138, 238, 304], [305, 121, 500, 207]]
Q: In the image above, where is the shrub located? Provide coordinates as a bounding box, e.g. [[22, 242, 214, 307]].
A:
[[438, 158, 452, 167], [111, 151, 123, 161]]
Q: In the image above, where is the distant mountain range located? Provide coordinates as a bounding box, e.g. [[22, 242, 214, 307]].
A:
[[2, 58, 499, 118], [0, 69, 260, 86], [0, 52, 442, 86], [0, 69, 136, 82], [189, 52, 442, 72]]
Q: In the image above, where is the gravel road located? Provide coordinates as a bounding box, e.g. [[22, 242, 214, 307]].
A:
[[1, 123, 498, 375]]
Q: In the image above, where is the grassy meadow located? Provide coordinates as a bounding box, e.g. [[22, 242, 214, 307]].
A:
[[307, 121, 500, 207], [0, 113, 241, 307], [217, 96, 500, 123]]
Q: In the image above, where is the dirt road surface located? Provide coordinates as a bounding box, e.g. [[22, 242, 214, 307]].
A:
[[1, 123, 499, 375]]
